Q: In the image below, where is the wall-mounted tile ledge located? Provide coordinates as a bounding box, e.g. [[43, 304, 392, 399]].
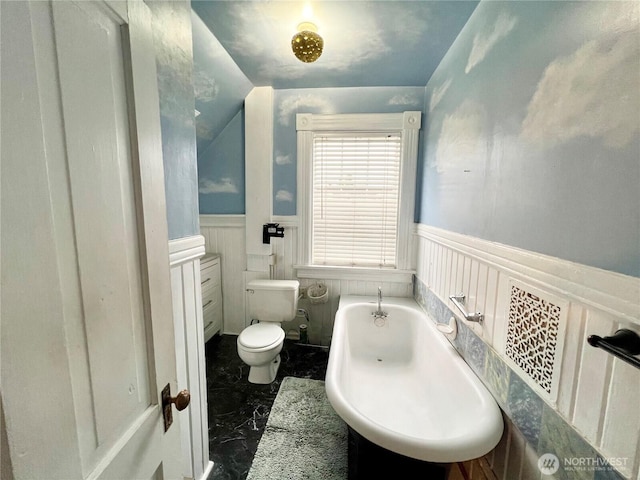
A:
[[414, 224, 640, 325], [413, 277, 629, 480]]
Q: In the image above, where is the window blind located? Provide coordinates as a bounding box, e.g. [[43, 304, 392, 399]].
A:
[[311, 133, 401, 268]]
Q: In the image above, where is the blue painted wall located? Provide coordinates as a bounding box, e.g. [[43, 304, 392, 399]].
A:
[[149, 0, 199, 240], [198, 109, 246, 214], [191, 10, 253, 153], [273, 87, 426, 215], [191, 8, 253, 216], [417, 1, 640, 277]]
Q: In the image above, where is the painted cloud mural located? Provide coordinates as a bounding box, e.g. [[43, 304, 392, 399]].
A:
[[192, 68, 220, 104], [222, 1, 436, 78], [199, 178, 239, 194], [192, 1, 478, 89], [275, 190, 294, 203], [421, 0, 640, 277], [465, 11, 518, 74], [521, 3, 639, 148], [429, 78, 452, 113], [388, 94, 422, 107], [275, 154, 292, 166], [435, 99, 488, 175], [278, 94, 335, 126]]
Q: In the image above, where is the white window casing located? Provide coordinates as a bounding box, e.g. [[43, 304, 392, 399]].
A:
[[295, 111, 421, 279]]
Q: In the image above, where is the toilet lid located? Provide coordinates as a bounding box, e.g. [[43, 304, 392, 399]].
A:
[[238, 323, 284, 350]]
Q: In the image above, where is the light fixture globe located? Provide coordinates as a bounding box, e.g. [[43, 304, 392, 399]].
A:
[[291, 22, 323, 63]]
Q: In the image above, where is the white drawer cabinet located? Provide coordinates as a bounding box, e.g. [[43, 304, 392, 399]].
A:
[[201, 253, 222, 342]]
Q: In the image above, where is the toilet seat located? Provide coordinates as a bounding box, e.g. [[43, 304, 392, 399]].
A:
[[238, 323, 284, 352]]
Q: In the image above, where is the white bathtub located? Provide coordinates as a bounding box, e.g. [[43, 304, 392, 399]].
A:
[[325, 296, 503, 463]]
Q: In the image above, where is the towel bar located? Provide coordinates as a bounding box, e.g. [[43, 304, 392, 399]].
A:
[[587, 329, 640, 370], [449, 294, 483, 323]]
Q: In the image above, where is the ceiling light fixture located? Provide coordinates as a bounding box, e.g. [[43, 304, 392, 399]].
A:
[[291, 21, 323, 63]]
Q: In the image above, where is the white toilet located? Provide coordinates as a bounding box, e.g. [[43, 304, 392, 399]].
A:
[[237, 279, 300, 384]]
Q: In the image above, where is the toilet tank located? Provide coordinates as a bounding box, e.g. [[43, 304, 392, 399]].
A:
[[247, 279, 300, 322]]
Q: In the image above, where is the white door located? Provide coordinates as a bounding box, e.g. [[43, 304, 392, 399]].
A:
[[1, 1, 185, 479]]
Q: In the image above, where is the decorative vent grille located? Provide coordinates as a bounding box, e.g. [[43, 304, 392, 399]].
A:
[[506, 282, 566, 398]]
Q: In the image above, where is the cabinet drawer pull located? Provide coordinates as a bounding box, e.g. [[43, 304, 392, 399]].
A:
[[201, 278, 211, 285], [203, 299, 213, 308], [205, 321, 214, 329]]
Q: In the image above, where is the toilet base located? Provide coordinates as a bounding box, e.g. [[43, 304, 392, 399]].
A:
[[248, 354, 281, 384]]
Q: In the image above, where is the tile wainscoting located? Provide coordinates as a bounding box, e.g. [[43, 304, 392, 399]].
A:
[[414, 225, 640, 480]]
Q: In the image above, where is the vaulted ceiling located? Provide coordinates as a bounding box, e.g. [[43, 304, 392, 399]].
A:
[[192, 1, 479, 88], [190, 0, 479, 150]]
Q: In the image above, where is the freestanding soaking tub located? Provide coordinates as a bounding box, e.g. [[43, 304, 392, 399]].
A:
[[325, 296, 503, 477]]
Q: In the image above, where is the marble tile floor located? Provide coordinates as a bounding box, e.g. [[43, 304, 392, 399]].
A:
[[205, 334, 330, 480]]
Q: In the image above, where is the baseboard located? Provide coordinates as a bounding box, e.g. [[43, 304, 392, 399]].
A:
[[196, 461, 214, 480]]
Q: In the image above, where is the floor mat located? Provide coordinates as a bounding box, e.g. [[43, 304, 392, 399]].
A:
[[246, 377, 348, 480]]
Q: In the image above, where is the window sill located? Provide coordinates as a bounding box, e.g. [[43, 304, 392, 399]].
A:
[[293, 265, 415, 283]]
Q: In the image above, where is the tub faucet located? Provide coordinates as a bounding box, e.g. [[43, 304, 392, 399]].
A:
[[373, 287, 387, 318]]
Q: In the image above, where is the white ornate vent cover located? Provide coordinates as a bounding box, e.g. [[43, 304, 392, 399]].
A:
[[505, 280, 568, 401]]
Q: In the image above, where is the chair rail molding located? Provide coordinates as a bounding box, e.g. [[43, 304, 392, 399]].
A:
[[169, 234, 206, 266], [199, 214, 245, 228]]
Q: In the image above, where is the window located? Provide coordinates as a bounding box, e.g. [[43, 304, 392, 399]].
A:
[[296, 112, 421, 276], [312, 133, 401, 267]]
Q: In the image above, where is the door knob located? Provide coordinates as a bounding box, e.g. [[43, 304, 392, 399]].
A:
[[170, 389, 191, 411], [161, 384, 190, 431]]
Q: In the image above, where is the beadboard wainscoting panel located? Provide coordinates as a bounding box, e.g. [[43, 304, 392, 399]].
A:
[[505, 425, 526, 480], [200, 215, 246, 335], [556, 303, 586, 422], [601, 356, 640, 478], [572, 310, 615, 445], [453, 253, 466, 307], [414, 224, 640, 480], [493, 272, 512, 358], [168, 235, 213, 480], [270, 218, 298, 281], [483, 267, 500, 345], [475, 263, 489, 337], [488, 414, 545, 480], [521, 442, 542, 480], [243, 271, 270, 327], [296, 278, 413, 346], [489, 415, 511, 480]]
